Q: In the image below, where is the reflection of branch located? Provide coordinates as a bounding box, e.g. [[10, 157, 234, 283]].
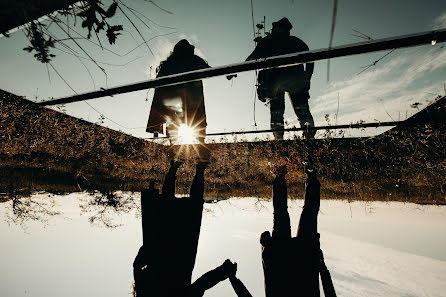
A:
[[49, 15, 107, 75], [49, 18, 124, 57], [118, 1, 151, 31], [80, 191, 140, 229], [48, 62, 78, 93], [118, 31, 178, 57], [352, 29, 373, 41], [358, 49, 395, 75], [326, 0, 338, 82], [379, 98, 394, 121], [6, 195, 61, 229], [352, 29, 396, 75], [19, 0, 174, 65], [126, 5, 176, 30]]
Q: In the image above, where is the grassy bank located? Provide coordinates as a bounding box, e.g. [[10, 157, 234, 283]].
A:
[[1, 90, 445, 204]]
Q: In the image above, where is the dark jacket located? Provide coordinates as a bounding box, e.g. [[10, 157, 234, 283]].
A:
[[261, 171, 321, 297], [247, 32, 313, 98]]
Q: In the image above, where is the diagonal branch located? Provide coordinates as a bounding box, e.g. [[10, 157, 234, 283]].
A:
[[116, 1, 154, 56]]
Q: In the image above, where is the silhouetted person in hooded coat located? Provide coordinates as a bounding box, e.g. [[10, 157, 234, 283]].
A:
[[260, 165, 336, 297], [246, 18, 315, 139], [147, 39, 210, 143], [133, 161, 247, 297]]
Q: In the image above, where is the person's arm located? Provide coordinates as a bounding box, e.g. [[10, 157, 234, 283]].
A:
[[296, 168, 320, 238], [246, 38, 267, 61], [293, 37, 313, 79], [272, 165, 291, 239], [189, 259, 236, 296], [229, 274, 254, 297], [301, 41, 314, 79]]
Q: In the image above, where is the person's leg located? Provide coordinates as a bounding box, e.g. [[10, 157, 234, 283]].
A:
[[296, 169, 320, 238], [272, 165, 291, 239], [180, 164, 206, 273], [289, 92, 315, 138], [269, 94, 285, 140], [161, 160, 183, 198], [190, 161, 208, 201]]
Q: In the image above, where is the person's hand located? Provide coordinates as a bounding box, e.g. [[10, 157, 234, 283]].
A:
[[260, 231, 272, 247], [222, 259, 237, 277], [305, 167, 317, 180]]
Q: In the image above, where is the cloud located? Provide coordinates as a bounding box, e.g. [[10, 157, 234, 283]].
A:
[[144, 33, 208, 77], [309, 46, 446, 132], [144, 38, 175, 77], [433, 10, 446, 29]]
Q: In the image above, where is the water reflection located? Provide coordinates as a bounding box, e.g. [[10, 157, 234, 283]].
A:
[[79, 190, 140, 229], [1, 194, 445, 297]]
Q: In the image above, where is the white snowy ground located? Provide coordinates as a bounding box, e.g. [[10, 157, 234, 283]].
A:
[[1, 193, 445, 297]]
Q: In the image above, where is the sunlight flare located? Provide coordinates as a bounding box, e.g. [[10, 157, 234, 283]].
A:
[[177, 124, 197, 145]]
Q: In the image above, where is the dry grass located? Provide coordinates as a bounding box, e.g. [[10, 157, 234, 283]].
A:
[[1, 90, 445, 204]]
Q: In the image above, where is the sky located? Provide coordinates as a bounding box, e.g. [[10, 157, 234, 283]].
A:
[[1, 0, 446, 140]]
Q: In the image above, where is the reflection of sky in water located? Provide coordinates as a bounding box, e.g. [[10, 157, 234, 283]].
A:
[[163, 97, 183, 114], [1, 194, 445, 297]]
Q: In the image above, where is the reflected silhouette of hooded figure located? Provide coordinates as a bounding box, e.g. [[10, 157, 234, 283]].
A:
[[260, 165, 336, 297], [246, 18, 315, 139], [147, 39, 210, 142], [133, 161, 249, 297]]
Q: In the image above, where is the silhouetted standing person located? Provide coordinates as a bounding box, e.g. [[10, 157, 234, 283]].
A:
[[147, 39, 210, 143], [246, 18, 315, 139], [133, 161, 246, 297], [260, 165, 336, 297]]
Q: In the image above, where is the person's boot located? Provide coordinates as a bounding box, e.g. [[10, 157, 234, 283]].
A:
[[197, 143, 211, 163]]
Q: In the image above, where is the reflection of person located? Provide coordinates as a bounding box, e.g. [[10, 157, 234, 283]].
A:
[[246, 17, 315, 139], [133, 161, 248, 297], [260, 165, 336, 297], [147, 39, 210, 143]]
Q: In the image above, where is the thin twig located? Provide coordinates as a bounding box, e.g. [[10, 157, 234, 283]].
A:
[[352, 29, 373, 41], [146, 0, 173, 14], [119, 30, 177, 57], [48, 62, 77, 94], [49, 16, 107, 76], [53, 46, 143, 67], [379, 98, 394, 121], [51, 17, 125, 57], [118, 1, 151, 31], [335, 92, 340, 126], [116, 1, 154, 56], [125, 5, 176, 30]]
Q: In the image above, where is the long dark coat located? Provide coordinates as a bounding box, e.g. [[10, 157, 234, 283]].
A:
[[147, 55, 210, 135]]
